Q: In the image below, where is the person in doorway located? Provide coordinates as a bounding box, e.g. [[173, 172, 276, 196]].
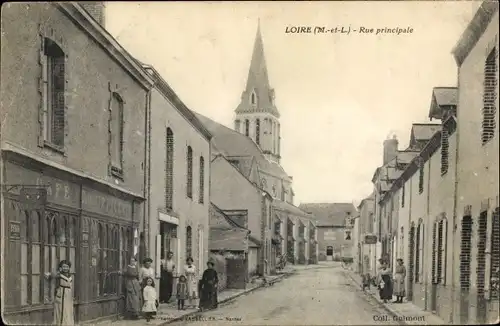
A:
[[142, 277, 157, 322], [198, 258, 219, 311], [176, 275, 188, 310], [120, 256, 142, 319], [377, 260, 394, 303], [160, 251, 175, 303], [393, 258, 406, 303], [45, 260, 75, 325], [184, 257, 198, 309]]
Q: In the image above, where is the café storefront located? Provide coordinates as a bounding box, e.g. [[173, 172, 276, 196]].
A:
[[2, 152, 143, 324]]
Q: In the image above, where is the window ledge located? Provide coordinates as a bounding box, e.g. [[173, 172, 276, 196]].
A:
[[44, 141, 65, 155]]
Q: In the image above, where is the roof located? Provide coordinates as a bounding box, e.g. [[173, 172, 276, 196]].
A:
[[209, 228, 249, 251], [411, 124, 442, 143], [194, 112, 290, 180], [298, 203, 356, 227], [452, 1, 499, 66], [235, 22, 280, 118], [358, 192, 375, 210], [273, 199, 313, 219], [429, 87, 458, 120], [143, 66, 212, 141], [56, 3, 154, 90]]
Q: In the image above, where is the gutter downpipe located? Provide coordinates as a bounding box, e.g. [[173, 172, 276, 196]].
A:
[[143, 87, 152, 260]]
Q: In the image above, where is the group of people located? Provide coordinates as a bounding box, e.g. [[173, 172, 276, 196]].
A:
[[376, 258, 406, 304], [44, 254, 220, 325]]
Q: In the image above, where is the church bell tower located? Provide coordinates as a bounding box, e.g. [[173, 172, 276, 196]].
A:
[[233, 20, 281, 164]]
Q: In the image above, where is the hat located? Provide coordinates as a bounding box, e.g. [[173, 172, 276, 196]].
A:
[[207, 257, 216, 265], [143, 257, 153, 264]]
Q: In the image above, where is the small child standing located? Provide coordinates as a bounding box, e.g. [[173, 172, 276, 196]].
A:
[[142, 277, 157, 322], [176, 275, 188, 310]]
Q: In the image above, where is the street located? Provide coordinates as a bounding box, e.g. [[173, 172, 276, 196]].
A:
[[170, 263, 399, 326]]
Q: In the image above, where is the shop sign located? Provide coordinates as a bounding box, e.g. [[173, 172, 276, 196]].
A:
[[10, 221, 21, 240], [81, 232, 89, 247], [82, 187, 132, 218]]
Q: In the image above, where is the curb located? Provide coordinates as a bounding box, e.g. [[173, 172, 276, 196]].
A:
[[159, 271, 295, 325], [344, 271, 409, 325]]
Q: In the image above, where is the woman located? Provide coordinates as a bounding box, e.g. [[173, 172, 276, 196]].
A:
[[160, 251, 175, 303], [45, 260, 75, 325], [121, 257, 142, 319], [198, 258, 219, 311], [377, 260, 393, 303], [139, 258, 155, 285], [184, 257, 198, 309], [393, 258, 406, 303]]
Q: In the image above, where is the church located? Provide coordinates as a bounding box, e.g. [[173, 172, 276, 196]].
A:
[[194, 21, 319, 271]]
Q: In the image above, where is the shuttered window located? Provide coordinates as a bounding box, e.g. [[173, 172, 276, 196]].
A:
[[441, 128, 449, 175], [481, 47, 498, 145], [477, 211, 488, 297], [437, 220, 444, 283], [166, 128, 174, 210], [490, 208, 500, 300], [409, 225, 415, 290], [41, 38, 65, 149], [186, 146, 193, 199], [110, 93, 124, 176], [186, 226, 192, 259], [245, 119, 250, 137], [432, 222, 438, 284], [418, 164, 424, 194], [401, 184, 405, 208], [199, 156, 205, 204], [460, 216, 472, 291], [441, 219, 448, 285], [415, 223, 421, 283]]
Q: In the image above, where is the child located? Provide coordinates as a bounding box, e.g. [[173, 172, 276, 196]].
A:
[[362, 273, 371, 291], [176, 275, 188, 310], [142, 277, 157, 322]]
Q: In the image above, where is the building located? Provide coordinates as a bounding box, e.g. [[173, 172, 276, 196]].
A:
[[299, 203, 356, 261], [352, 215, 361, 272], [141, 65, 212, 296], [451, 2, 499, 324], [1, 2, 154, 323], [357, 193, 377, 276], [193, 21, 317, 269]]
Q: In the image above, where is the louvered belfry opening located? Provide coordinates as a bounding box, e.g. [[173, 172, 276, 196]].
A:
[[491, 208, 500, 301], [460, 216, 472, 292], [408, 225, 415, 300], [477, 211, 488, 323]]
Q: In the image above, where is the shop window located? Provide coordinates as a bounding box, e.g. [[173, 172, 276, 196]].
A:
[[460, 216, 472, 291]]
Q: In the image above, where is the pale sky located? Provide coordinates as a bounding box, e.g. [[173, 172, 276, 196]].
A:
[[105, 1, 481, 206]]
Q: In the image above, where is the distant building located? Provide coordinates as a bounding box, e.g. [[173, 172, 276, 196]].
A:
[[299, 203, 357, 261], [357, 193, 377, 276]]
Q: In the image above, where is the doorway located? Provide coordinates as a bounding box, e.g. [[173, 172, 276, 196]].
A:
[[326, 246, 333, 261], [160, 222, 178, 261]]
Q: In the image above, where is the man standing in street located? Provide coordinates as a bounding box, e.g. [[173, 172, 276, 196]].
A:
[[160, 251, 175, 303]]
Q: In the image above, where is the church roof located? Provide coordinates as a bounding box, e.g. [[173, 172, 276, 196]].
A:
[[299, 203, 357, 227], [193, 112, 290, 180], [235, 21, 280, 118]]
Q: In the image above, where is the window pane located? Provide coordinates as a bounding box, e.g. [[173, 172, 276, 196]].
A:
[[32, 212, 40, 243], [32, 275, 40, 304], [69, 217, 75, 246], [70, 248, 75, 273], [44, 245, 50, 272], [60, 246, 66, 262], [21, 243, 28, 274], [32, 244, 40, 273], [51, 246, 57, 272], [21, 275, 28, 305]]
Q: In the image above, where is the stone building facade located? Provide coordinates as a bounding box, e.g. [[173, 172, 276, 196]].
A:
[[1, 2, 153, 323]]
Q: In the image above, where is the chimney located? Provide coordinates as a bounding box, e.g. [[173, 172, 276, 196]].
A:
[[80, 2, 106, 27], [383, 134, 399, 165]]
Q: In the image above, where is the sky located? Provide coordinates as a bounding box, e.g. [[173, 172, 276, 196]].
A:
[[105, 1, 481, 206]]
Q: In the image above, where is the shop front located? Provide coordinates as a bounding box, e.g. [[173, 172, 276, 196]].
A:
[[2, 153, 142, 324]]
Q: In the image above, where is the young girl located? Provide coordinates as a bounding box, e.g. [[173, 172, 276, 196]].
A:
[[45, 260, 75, 325], [142, 277, 157, 322], [176, 275, 188, 310]]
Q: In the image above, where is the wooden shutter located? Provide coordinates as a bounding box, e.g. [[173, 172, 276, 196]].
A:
[[490, 208, 500, 300], [38, 35, 46, 147], [51, 55, 65, 147], [485, 211, 492, 299], [432, 222, 437, 284], [442, 219, 448, 285]]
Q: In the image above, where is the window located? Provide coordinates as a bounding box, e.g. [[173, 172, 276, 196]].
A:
[[345, 231, 351, 240], [21, 211, 43, 306], [408, 225, 415, 289], [415, 222, 422, 283], [460, 216, 472, 291], [199, 156, 205, 204], [186, 226, 192, 258], [432, 222, 438, 284], [490, 208, 500, 300], [441, 219, 448, 285], [110, 93, 124, 176], [234, 119, 240, 132], [401, 184, 405, 208], [277, 124, 281, 155], [166, 128, 174, 210], [418, 163, 424, 194], [272, 122, 276, 153], [256, 119, 260, 145], [95, 222, 120, 297], [482, 47, 497, 145], [251, 90, 257, 105], [186, 146, 193, 198], [245, 119, 250, 137], [41, 38, 65, 148], [441, 128, 450, 175], [477, 211, 487, 298], [437, 220, 444, 283]]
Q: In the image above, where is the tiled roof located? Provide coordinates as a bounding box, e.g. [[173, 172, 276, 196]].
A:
[[411, 124, 442, 143], [433, 87, 458, 107], [298, 203, 356, 227], [209, 228, 248, 251], [193, 112, 290, 180], [273, 199, 313, 219]]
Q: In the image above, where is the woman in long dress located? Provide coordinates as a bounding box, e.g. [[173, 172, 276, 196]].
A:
[[377, 260, 394, 303], [122, 257, 142, 319], [45, 260, 75, 325], [139, 258, 155, 285], [393, 258, 406, 303], [198, 259, 219, 311], [184, 257, 198, 309]]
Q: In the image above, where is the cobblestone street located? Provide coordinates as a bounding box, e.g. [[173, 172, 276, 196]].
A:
[[170, 263, 399, 326]]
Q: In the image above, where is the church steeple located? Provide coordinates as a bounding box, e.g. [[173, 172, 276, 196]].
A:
[[233, 20, 281, 164]]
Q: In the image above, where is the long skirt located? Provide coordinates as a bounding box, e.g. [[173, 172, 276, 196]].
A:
[[199, 284, 218, 310], [160, 271, 174, 302], [125, 279, 141, 318], [393, 273, 405, 297], [379, 274, 393, 301], [53, 287, 74, 325]]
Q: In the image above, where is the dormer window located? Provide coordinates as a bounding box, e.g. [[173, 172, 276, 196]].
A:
[[250, 90, 257, 105]]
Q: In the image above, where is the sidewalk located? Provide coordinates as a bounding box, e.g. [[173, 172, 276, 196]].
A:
[[85, 269, 295, 326], [345, 270, 447, 325]]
